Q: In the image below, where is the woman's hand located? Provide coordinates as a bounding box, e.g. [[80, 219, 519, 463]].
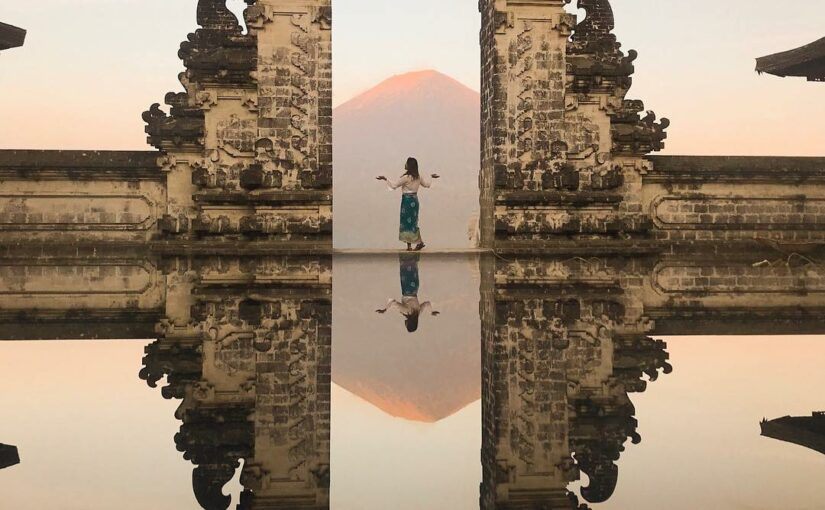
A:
[[431, 174, 440, 179], [376, 176, 387, 181]]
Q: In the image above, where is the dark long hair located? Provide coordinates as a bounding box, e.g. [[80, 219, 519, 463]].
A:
[[404, 311, 420, 333], [403, 157, 420, 180]]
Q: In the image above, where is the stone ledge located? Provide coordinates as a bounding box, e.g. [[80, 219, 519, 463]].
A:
[[149, 239, 332, 255], [651, 307, 825, 336], [0, 150, 163, 180], [492, 239, 663, 255], [193, 190, 332, 205], [647, 155, 825, 183], [0, 240, 333, 257], [496, 191, 623, 206], [0, 311, 162, 341]]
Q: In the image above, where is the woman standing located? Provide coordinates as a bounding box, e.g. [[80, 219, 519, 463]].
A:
[[377, 157, 439, 251]]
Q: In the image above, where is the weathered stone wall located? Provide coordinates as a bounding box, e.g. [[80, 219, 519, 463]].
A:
[[480, 250, 825, 505], [645, 156, 825, 245], [0, 1, 332, 250], [144, 254, 332, 508], [0, 252, 333, 506], [491, 253, 825, 336], [480, 253, 670, 508], [479, 0, 667, 250], [145, 0, 333, 246], [479, 1, 825, 252], [0, 151, 166, 244]]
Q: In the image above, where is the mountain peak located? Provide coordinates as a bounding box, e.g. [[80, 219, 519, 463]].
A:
[[336, 69, 478, 114], [378, 69, 456, 89]]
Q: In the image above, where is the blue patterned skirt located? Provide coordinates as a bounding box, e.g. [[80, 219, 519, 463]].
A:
[[399, 193, 421, 244], [399, 254, 420, 297]]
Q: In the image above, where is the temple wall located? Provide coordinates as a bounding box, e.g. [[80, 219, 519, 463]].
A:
[[480, 250, 825, 504], [0, 1, 332, 250], [148, 0, 333, 246], [644, 156, 825, 244], [479, 0, 664, 250], [147, 254, 332, 508], [480, 254, 668, 508], [0, 151, 166, 244], [488, 253, 825, 338], [479, 1, 825, 251]]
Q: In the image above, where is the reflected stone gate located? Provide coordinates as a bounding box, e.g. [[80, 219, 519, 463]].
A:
[[3, 249, 825, 507], [3, 0, 825, 508], [479, 251, 825, 507], [140, 255, 332, 509], [0, 253, 333, 509]]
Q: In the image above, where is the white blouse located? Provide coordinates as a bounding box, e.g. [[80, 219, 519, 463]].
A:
[[386, 174, 432, 194], [384, 297, 433, 316]]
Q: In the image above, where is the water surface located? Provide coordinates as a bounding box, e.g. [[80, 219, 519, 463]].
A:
[[1, 253, 823, 509]]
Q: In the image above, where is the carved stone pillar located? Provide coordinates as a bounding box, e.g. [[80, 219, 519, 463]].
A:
[[480, 254, 670, 507], [144, 0, 332, 247], [479, 0, 668, 251], [143, 255, 332, 509]]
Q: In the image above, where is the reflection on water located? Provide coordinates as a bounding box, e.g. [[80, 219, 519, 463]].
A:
[[1, 251, 825, 508], [375, 254, 441, 333], [139, 256, 332, 509], [761, 412, 825, 456]]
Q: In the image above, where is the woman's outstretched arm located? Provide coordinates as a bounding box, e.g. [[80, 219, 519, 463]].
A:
[[377, 175, 410, 190], [419, 173, 440, 188], [420, 301, 440, 316], [376, 299, 401, 313]]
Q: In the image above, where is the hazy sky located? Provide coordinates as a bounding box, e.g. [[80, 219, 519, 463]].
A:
[[1, 0, 823, 154], [4, 335, 824, 509]]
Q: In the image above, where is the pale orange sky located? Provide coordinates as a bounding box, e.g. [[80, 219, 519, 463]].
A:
[[1, 0, 823, 155], [4, 335, 824, 509]]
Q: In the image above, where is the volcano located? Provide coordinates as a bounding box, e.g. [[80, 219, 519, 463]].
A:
[[333, 70, 481, 249]]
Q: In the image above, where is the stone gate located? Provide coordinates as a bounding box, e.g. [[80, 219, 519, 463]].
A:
[[2, 0, 825, 252], [480, 0, 825, 252], [0, 0, 332, 252]]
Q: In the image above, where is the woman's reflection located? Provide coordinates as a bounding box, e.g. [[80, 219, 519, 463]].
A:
[[375, 254, 440, 332]]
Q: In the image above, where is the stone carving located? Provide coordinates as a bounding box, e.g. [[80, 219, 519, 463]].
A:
[[216, 114, 257, 155], [481, 253, 673, 508], [140, 254, 332, 509], [143, 90, 207, 152], [480, 0, 668, 248], [479, 0, 825, 252], [139, 0, 332, 246]]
